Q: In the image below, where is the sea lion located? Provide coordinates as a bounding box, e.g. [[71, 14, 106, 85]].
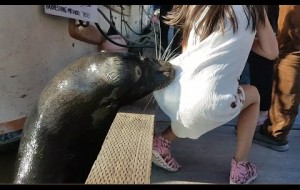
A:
[[13, 51, 175, 184]]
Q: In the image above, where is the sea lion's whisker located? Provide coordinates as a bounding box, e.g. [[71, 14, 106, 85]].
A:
[[165, 46, 181, 61], [143, 94, 154, 112], [152, 21, 160, 61], [162, 29, 181, 61]]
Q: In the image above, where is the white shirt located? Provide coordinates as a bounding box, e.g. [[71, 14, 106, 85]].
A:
[[153, 5, 256, 139]]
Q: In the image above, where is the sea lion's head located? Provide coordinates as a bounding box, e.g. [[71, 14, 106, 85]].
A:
[[98, 52, 175, 104]]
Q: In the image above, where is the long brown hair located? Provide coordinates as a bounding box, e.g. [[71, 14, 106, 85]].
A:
[[163, 5, 267, 48]]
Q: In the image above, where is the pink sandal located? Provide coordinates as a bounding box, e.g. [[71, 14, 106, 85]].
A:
[[229, 158, 257, 184], [152, 135, 181, 172]]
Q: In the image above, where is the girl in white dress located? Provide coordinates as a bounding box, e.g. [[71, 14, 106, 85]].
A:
[[152, 5, 278, 184]]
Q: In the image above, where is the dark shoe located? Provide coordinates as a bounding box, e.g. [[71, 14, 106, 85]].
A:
[[0, 130, 22, 152], [253, 126, 289, 152]]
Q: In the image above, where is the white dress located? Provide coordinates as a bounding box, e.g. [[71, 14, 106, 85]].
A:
[[153, 5, 256, 139]]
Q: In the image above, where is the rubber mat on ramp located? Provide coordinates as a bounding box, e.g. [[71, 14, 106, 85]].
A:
[[85, 95, 156, 184]]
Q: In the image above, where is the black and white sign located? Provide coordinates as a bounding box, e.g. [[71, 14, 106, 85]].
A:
[[44, 5, 98, 22]]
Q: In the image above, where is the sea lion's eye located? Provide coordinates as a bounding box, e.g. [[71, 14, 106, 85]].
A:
[[134, 66, 142, 81]]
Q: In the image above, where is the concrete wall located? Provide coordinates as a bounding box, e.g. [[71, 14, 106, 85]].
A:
[[0, 5, 152, 123]]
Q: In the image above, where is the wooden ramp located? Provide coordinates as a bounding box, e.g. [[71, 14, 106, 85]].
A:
[[85, 95, 156, 184]]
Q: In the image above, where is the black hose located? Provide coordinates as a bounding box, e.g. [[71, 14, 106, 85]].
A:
[[96, 7, 155, 49]]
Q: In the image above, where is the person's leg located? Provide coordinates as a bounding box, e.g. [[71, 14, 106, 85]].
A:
[[248, 51, 275, 126], [230, 85, 259, 184], [234, 85, 260, 161], [254, 53, 300, 151], [234, 62, 251, 132], [161, 126, 177, 141]]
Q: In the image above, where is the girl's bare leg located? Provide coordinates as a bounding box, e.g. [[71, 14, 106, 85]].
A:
[[161, 125, 177, 141], [235, 85, 260, 161]]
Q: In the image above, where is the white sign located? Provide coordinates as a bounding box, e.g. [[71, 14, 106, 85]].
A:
[[44, 5, 98, 22]]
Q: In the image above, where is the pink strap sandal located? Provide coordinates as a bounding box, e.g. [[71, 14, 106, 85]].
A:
[[152, 135, 181, 172]]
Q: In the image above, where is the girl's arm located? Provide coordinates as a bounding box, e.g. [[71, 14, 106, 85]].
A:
[[68, 19, 105, 45], [251, 9, 279, 60]]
